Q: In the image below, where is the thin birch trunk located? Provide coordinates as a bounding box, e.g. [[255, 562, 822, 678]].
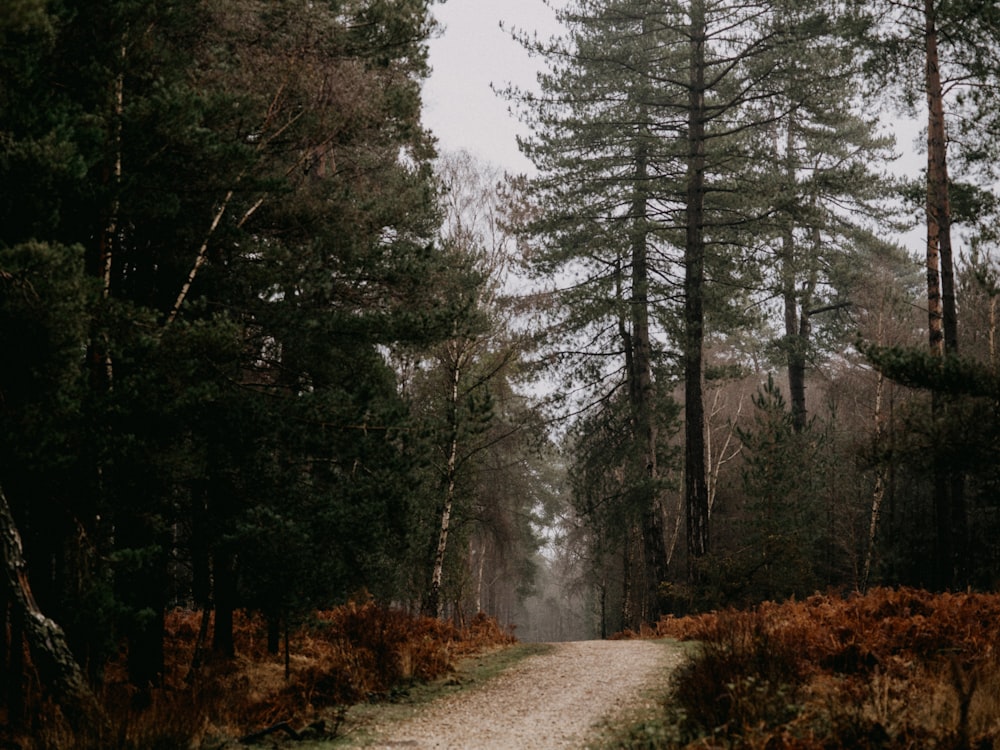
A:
[[925, 0, 949, 356], [102, 42, 126, 301], [165, 91, 303, 326], [706, 387, 744, 519], [90, 41, 127, 389], [427, 348, 464, 619], [862, 370, 887, 593], [473, 539, 485, 614]]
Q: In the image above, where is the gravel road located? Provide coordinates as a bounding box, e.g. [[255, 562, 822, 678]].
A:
[[337, 639, 686, 749]]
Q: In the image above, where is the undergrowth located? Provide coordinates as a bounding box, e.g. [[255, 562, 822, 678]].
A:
[[323, 641, 553, 748], [4, 603, 515, 750], [608, 587, 1000, 750]]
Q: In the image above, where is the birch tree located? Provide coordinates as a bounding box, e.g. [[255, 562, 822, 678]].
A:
[[400, 152, 540, 619]]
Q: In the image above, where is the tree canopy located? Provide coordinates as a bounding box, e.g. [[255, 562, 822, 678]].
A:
[[3, 0, 1000, 733]]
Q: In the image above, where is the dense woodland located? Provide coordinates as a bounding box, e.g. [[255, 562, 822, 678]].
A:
[[2, 0, 1000, 740]]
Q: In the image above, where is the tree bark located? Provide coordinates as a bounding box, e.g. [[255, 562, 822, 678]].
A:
[[185, 605, 212, 683], [626, 127, 669, 619], [925, 1, 957, 356], [684, 0, 710, 574], [621, 529, 635, 631], [267, 612, 281, 655], [0, 485, 104, 730], [212, 549, 237, 657], [426, 346, 465, 619], [8, 600, 26, 726], [925, 0, 966, 589], [862, 371, 887, 593]]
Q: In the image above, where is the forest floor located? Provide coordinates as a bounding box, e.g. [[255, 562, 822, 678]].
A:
[[320, 639, 688, 749]]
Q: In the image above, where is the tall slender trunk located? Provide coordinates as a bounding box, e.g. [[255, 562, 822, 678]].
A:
[[621, 528, 635, 630], [778, 122, 806, 431], [862, 370, 887, 593], [599, 579, 608, 640], [684, 0, 710, 574], [473, 539, 486, 613], [88, 40, 127, 390], [926, 1, 956, 355], [626, 131, 668, 618], [212, 550, 236, 658], [989, 296, 997, 371], [925, 0, 966, 588], [426, 348, 464, 619], [102, 41, 126, 301], [782, 240, 807, 432]]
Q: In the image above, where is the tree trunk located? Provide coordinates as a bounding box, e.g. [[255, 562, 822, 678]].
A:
[[626, 130, 669, 619], [426, 349, 464, 619], [621, 530, 635, 631], [0, 485, 104, 730], [925, 4, 957, 355], [118, 515, 166, 688], [8, 600, 26, 726], [185, 605, 212, 683], [473, 539, 486, 614], [191, 482, 211, 607], [925, 0, 967, 589], [684, 0, 710, 574], [862, 371, 887, 592], [778, 121, 807, 432], [212, 550, 236, 657], [267, 612, 281, 655], [599, 580, 608, 640]]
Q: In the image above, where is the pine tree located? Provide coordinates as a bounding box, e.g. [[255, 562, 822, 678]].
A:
[[854, 0, 1000, 588], [0, 0, 450, 699], [511, 0, 859, 609], [748, 3, 898, 431]]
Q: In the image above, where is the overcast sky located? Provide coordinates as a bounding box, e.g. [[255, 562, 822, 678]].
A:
[[422, 2, 920, 184], [422, 0, 563, 174]]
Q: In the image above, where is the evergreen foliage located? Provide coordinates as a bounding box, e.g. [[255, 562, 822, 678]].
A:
[[4, 0, 1000, 738], [0, 0, 534, 711]]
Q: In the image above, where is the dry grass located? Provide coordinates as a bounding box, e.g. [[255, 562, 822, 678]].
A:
[[5, 603, 516, 750], [647, 588, 1000, 749]]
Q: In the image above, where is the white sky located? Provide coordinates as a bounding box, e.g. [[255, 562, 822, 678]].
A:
[[421, 0, 926, 265], [422, 2, 921, 179], [422, 0, 564, 174]]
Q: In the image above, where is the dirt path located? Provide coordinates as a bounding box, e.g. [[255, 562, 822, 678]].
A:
[[335, 640, 687, 749]]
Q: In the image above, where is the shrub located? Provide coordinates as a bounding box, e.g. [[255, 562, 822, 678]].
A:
[[672, 608, 806, 741], [3, 603, 515, 750], [651, 588, 1000, 749]]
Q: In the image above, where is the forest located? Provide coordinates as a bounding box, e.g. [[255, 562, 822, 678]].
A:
[[1, 0, 999, 745]]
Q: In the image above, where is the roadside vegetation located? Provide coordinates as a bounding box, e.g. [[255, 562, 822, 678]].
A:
[[1, 602, 516, 750], [604, 587, 1000, 750]]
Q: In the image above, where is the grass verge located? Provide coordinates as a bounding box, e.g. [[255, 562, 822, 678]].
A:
[[586, 640, 699, 750], [319, 642, 554, 748]]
